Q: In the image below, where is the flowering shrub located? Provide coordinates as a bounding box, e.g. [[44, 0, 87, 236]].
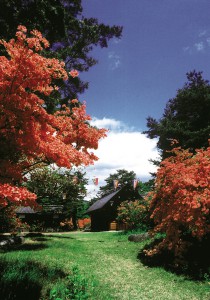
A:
[[60, 219, 74, 231], [145, 142, 210, 257], [60, 218, 91, 231], [77, 218, 91, 230], [117, 198, 151, 230], [0, 205, 29, 233]]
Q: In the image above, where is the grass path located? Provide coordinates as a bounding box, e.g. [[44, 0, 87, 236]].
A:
[[1, 231, 210, 299]]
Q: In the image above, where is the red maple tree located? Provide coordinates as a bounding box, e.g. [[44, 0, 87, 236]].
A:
[[0, 26, 106, 208]]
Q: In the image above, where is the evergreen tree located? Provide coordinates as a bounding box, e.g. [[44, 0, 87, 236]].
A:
[[144, 71, 210, 159], [98, 169, 137, 197]]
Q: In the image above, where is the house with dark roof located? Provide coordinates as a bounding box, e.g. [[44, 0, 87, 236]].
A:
[[16, 205, 64, 231], [86, 187, 142, 231]]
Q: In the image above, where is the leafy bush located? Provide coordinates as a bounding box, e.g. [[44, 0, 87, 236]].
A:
[[28, 221, 45, 232], [60, 219, 74, 231], [140, 233, 210, 280], [145, 142, 210, 258], [0, 259, 65, 300], [50, 266, 90, 300], [0, 258, 91, 300], [0, 205, 29, 233], [77, 219, 91, 230], [117, 197, 151, 230]]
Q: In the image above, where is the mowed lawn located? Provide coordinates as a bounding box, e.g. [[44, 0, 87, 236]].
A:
[[0, 231, 210, 300]]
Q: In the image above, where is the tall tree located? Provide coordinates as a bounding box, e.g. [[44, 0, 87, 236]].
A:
[[98, 169, 137, 197], [26, 167, 88, 228], [0, 26, 106, 208], [144, 71, 210, 159], [0, 0, 122, 112]]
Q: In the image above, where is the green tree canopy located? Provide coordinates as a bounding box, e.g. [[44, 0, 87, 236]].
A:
[[98, 169, 137, 197], [0, 0, 122, 112], [144, 71, 210, 159], [25, 167, 88, 227]]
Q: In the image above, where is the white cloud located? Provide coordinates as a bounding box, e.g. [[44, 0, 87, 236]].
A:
[[183, 46, 190, 52], [90, 117, 131, 132], [112, 38, 122, 44], [199, 30, 207, 37], [108, 51, 121, 70], [84, 118, 159, 200], [194, 42, 204, 52], [183, 30, 210, 54], [206, 37, 210, 47]]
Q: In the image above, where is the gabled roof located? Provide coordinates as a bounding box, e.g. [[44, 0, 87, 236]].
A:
[[16, 205, 64, 214], [42, 205, 64, 213], [16, 206, 36, 214], [86, 189, 121, 213]]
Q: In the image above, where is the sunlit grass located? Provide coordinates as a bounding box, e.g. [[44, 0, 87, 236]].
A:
[[0, 231, 210, 299]]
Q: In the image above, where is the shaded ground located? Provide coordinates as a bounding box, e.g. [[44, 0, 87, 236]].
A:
[[138, 235, 210, 280], [0, 259, 66, 300]]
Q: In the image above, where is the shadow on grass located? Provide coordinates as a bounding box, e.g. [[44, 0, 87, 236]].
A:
[[0, 242, 48, 253], [25, 233, 44, 238], [45, 234, 75, 239], [1, 232, 75, 253], [32, 237, 49, 242], [0, 259, 66, 300], [14, 243, 48, 251], [25, 232, 75, 238], [25, 232, 75, 241], [138, 235, 210, 280]]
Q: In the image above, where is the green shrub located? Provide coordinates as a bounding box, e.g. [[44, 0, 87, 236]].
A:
[[50, 266, 90, 300], [0, 258, 91, 300], [117, 197, 152, 230], [0, 259, 65, 299]]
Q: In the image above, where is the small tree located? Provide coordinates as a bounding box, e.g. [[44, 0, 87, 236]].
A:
[[117, 180, 153, 230], [0, 205, 29, 233], [117, 198, 151, 231], [26, 167, 88, 229]]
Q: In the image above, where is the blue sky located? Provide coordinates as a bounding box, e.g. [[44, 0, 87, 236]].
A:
[[81, 0, 210, 130], [78, 0, 210, 196]]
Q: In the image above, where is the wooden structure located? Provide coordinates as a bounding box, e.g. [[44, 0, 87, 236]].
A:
[[16, 205, 64, 231], [86, 187, 142, 231]]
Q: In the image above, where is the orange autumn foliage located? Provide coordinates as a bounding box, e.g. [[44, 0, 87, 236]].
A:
[[146, 142, 210, 257], [0, 26, 106, 208], [77, 218, 91, 229]]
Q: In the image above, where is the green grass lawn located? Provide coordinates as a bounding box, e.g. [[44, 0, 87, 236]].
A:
[[0, 231, 210, 299]]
